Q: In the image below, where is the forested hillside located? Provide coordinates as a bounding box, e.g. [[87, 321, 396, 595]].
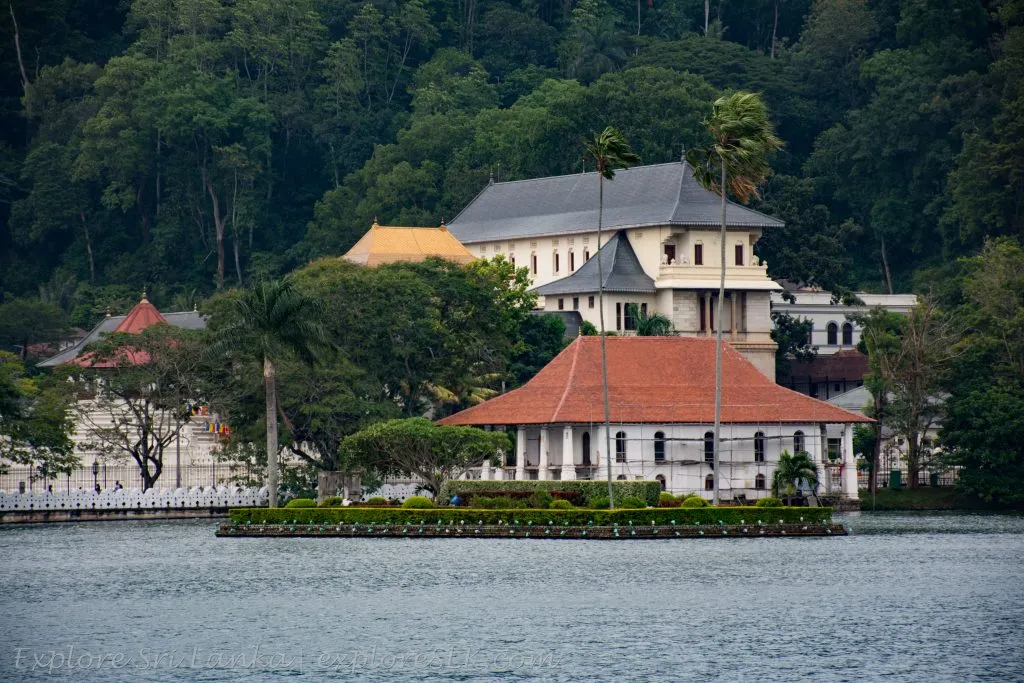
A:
[[1, 0, 1021, 327]]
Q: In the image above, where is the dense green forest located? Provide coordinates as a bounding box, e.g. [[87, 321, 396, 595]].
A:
[[1, 0, 1021, 326]]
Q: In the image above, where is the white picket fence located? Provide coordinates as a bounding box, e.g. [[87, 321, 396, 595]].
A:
[[0, 485, 268, 511]]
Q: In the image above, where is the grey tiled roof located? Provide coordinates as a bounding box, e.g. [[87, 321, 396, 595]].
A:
[[532, 232, 655, 296], [38, 310, 206, 367], [449, 162, 783, 243], [531, 310, 584, 339]]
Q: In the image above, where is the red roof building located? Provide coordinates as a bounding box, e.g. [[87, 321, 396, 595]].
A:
[[67, 297, 172, 368], [440, 336, 867, 500]]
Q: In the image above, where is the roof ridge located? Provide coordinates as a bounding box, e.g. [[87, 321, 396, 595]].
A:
[[479, 161, 683, 189], [550, 336, 582, 422]]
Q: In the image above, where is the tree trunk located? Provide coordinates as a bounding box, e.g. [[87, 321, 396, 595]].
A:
[[906, 427, 920, 490], [206, 178, 226, 290], [880, 234, 894, 294], [770, 0, 779, 58], [870, 394, 883, 497], [80, 211, 95, 283], [265, 356, 280, 507], [9, 3, 29, 104], [596, 172, 614, 510], [713, 160, 727, 506], [704, 0, 710, 35]]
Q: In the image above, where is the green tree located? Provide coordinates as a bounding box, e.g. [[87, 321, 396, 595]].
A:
[[0, 351, 76, 479], [770, 310, 816, 382], [340, 417, 510, 498], [687, 90, 782, 505], [771, 449, 818, 501], [0, 298, 69, 360], [584, 125, 639, 509], [629, 303, 673, 335], [218, 277, 331, 506], [854, 306, 904, 495]]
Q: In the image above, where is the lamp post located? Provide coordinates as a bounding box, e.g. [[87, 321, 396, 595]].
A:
[[92, 460, 100, 492]]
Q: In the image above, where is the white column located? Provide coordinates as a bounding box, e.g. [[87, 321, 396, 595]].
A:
[[539, 427, 550, 481], [515, 427, 526, 481], [561, 426, 576, 481], [842, 423, 858, 499], [481, 458, 491, 481]]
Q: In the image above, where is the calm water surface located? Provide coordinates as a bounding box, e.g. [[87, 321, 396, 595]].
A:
[[2, 512, 1023, 682]]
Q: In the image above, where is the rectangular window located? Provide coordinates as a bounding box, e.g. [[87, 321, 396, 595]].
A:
[[572, 297, 579, 310], [625, 304, 636, 331], [510, 255, 516, 266], [531, 254, 537, 275], [699, 296, 706, 332], [569, 252, 575, 271], [588, 296, 595, 309], [735, 244, 744, 266], [694, 244, 703, 265], [616, 303, 622, 331], [584, 250, 590, 262], [558, 298, 564, 310], [641, 303, 648, 316], [554, 252, 560, 273], [827, 438, 841, 461]]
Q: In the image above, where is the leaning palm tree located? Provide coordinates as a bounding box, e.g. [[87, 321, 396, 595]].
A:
[[687, 91, 782, 506], [629, 304, 673, 336], [584, 127, 640, 510], [772, 450, 819, 502], [224, 277, 332, 507]]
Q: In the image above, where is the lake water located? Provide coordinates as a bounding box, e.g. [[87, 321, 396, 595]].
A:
[[2, 512, 1023, 682]]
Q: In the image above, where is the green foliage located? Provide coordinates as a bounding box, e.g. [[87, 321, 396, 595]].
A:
[[401, 495, 435, 509], [341, 418, 510, 498], [680, 495, 709, 508], [0, 299, 69, 361], [440, 480, 662, 507], [755, 497, 782, 508], [319, 496, 344, 507], [772, 450, 820, 499], [285, 498, 317, 508], [771, 311, 817, 382], [526, 490, 554, 509], [658, 492, 677, 504], [617, 496, 648, 509], [366, 497, 389, 505], [549, 499, 575, 510], [230, 506, 834, 526], [589, 496, 610, 509]]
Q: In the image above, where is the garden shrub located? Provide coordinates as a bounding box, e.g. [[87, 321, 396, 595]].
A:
[[589, 496, 610, 509], [401, 496, 434, 509], [658, 492, 677, 504], [284, 498, 316, 508], [618, 496, 648, 509], [440, 480, 660, 507], [755, 497, 782, 507], [681, 496, 709, 508], [319, 496, 343, 507], [549, 499, 574, 510], [367, 497, 388, 505], [231, 506, 833, 526], [526, 490, 554, 509]]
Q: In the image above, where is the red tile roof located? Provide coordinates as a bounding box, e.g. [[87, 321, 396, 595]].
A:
[[113, 297, 168, 333], [439, 336, 871, 426]]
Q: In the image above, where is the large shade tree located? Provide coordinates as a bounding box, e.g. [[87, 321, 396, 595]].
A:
[[687, 91, 782, 505], [584, 126, 639, 510], [219, 277, 331, 507]]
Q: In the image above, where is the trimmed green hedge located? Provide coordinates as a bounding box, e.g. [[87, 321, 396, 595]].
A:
[[230, 506, 832, 526], [440, 480, 662, 507]]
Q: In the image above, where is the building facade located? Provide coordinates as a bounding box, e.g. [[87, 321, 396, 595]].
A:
[[439, 336, 870, 500], [448, 162, 784, 379]]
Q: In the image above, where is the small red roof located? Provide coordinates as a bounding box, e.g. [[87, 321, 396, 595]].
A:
[[69, 297, 166, 368], [439, 336, 871, 426], [113, 297, 167, 333]]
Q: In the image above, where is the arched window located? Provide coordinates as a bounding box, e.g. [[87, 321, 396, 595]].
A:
[[755, 474, 766, 490], [842, 322, 854, 346], [615, 431, 627, 463], [793, 430, 805, 454], [655, 474, 666, 491], [616, 474, 628, 481], [754, 431, 766, 462], [827, 322, 838, 346], [581, 432, 591, 465], [704, 474, 714, 491], [704, 431, 714, 464], [654, 431, 665, 463]]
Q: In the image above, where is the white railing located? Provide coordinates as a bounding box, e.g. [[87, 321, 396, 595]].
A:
[[0, 486, 268, 511]]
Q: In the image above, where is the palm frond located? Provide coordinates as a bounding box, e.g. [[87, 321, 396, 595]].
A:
[[585, 126, 641, 180]]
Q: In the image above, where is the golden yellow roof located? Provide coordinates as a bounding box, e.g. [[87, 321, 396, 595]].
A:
[[342, 223, 477, 267]]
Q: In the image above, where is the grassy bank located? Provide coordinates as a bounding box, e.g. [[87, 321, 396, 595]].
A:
[[229, 506, 832, 526], [858, 488, 987, 511]]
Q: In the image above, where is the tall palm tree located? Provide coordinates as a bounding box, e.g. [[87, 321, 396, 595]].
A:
[[687, 91, 782, 506], [772, 450, 819, 502], [226, 277, 332, 507], [584, 127, 640, 510], [629, 304, 673, 336]]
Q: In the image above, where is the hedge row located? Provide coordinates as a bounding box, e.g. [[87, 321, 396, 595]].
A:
[[438, 480, 662, 506], [229, 506, 832, 526]]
